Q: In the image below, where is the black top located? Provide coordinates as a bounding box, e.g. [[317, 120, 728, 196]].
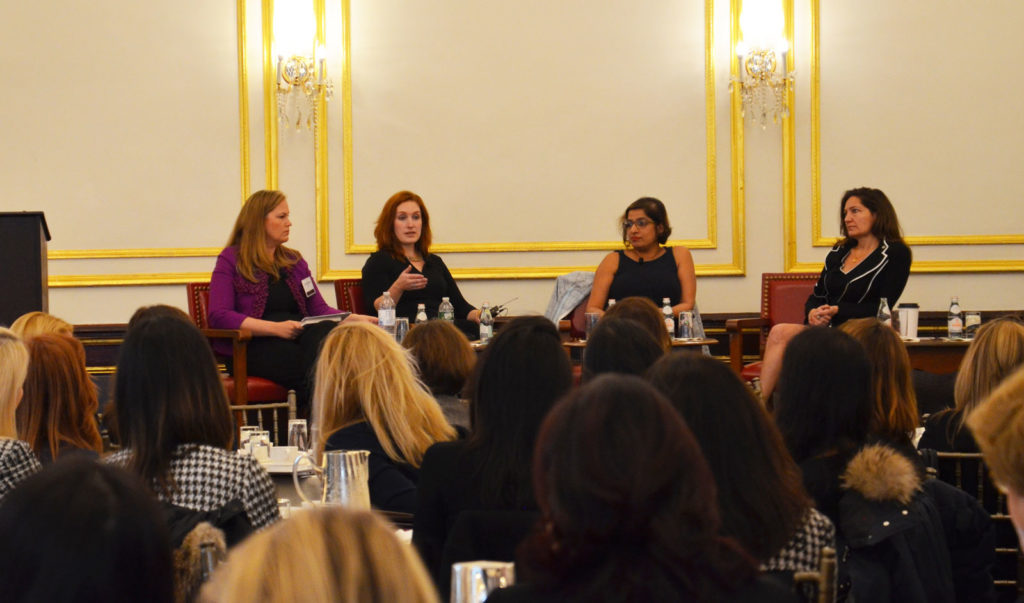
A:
[[324, 422, 419, 514], [919, 410, 978, 454], [413, 441, 539, 586], [485, 574, 798, 603], [804, 239, 911, 326], [261, 271, 301, 321], [361, 250, 475, 322], [606, 248, 682, 308]]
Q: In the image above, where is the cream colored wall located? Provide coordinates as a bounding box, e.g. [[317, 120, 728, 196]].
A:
[[2, 0, 1021, 326]]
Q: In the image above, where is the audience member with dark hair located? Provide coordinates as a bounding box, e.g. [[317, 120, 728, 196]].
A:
[[602, 295, 672, 352], [313, 321, 456, 513], [402, 319, 476, 429], [0, 457, 174, 603], [839, 317, 920, 450], [488, 374, 794, 602], [414, 316, 572, 591], [581, 317, 664, 382], [921, 317, 1024, 453], [106, 314, 279, 529], [201, 506, 438, 603], [648, 354, 834, 572], [774, 327, 994, 603], [18, 334, 103, 464], [0, 328, 41, 500]]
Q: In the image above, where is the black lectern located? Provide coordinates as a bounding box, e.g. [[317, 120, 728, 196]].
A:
[[0, 212, 51, 327]]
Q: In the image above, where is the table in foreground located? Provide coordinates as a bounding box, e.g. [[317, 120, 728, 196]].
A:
[[904, 337, 971, 375]]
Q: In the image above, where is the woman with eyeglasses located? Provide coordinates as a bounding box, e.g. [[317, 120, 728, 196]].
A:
[[586, 197, 696, 317]]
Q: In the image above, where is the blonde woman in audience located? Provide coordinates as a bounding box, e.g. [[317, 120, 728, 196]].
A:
[[0, 328, 41, 500], [9, 311, 72, 339], [839, 317, 920, 451], [402, 320, 476, 430], [313, 322, 457, 513], [201, 506, 438, 603], [921, 317, 1024, 453], [968, 367, 1024, 550]]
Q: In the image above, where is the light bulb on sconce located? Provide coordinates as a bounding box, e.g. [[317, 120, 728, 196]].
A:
[[274, 1, 332, 131], [731, 0, 793, 129]]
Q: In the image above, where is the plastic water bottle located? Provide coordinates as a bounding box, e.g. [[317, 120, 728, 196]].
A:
[[479, 302, 494, 343], [662, 298, 674, 336], [948, 296, 963, 339], [876, 297, 892, 327], [379, 291, 396, 336], [415, 303, 428, 324], [438, 297, 455, 322]]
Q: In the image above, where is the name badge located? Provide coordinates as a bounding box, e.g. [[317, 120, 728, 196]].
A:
[[301, 277, 316, 298]]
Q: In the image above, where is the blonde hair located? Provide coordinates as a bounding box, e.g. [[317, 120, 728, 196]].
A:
[[839, 317, 919, 440], [200, 507, 438, 603], [9, 312, 73, 340], [967, 366, 1024, 495], [313, 322, 455, 467], [953, 318, 1024, 430], [0, 328, 30, 438], [226, 189, 299, 282]]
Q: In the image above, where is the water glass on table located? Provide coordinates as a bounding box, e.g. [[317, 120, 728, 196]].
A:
[[238, 426, 261, 453], [395, 318, 410, 344], [288, 419, 309, 451], [584, 312, 600, 340], [451, 561, 515, 603]]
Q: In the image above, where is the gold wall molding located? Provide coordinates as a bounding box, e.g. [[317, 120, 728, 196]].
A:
[[785, 0, 1024, 273], [321, 0, 745, 281], [48, 0, 253, 286]]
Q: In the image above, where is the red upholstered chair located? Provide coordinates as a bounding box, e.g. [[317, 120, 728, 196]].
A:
[[186, 283, 294, 442], [333, 278, 367, 315], [725, 272, 819, 381], [567, 294, 592, 341]]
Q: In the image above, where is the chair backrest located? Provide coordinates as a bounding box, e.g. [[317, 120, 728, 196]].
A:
[[186, 282, 212, 330], [792, 547, 836, 603], [334, 279, 367, 314], [761, 272, 819, 327], [568, 294, 592, 340]]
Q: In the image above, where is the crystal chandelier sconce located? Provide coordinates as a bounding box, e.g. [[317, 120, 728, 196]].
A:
[[736, 46, 793, 129], [276, 51, 333, 131]]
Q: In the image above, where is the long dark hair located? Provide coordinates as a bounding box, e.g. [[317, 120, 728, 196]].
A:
[[839, 187, 906, 246], [581, 317, 665, 382], [113, 314, 234, 494], [0, 458, 174, 603], [774, 327, 872, 463], [519, 374, 755, 601], [648, 354, 812, 563], [464, 316, 572, 508]]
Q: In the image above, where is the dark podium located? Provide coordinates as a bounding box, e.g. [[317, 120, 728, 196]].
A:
[[0, 212, 51, 327]]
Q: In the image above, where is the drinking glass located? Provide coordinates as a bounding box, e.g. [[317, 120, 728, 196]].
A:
[[584, 313, 600, 340], [395, 317, 410, 344], [288, 419, 309, 451], [247, 431, 272, 460], [964, 311, 982, 339], [238, 426, 261, 453]]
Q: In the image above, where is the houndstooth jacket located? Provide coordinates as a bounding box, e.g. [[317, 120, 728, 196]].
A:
[[763, 507, 835, 572], [107, 443, 279, 529], [0, 438, 42, 500]]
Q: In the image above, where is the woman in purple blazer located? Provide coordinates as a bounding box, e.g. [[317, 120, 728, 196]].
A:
[[208, 190, 373, 415]]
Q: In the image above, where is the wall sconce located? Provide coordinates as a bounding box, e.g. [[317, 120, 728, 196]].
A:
[[733, 0, 792, 129], [274, 0, 333, 131]]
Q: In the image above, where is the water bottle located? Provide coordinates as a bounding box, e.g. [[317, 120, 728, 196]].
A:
[[876, 297, 892, 327], [607, 298, 616, 309], [415, 303, 428, 324], [662, 298, 674, 336], [948, 296, 963, 339], [479, 302, 494, 343], [438, 297, 455, 322], [379, 291, 396, 337]]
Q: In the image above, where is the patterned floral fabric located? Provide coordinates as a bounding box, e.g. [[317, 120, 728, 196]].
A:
[[107, 443, 279, 529], [763, 507, 835, 572], [0, 438, 42, 500]]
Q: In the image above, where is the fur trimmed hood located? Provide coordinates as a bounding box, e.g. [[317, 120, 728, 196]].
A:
[[840, 443, 921, 504]]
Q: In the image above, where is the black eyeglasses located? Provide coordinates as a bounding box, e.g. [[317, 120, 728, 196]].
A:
[[623, 218, 654, 230]]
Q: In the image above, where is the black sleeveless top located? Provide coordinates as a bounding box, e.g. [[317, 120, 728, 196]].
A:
[[606, 248, 682, 308]]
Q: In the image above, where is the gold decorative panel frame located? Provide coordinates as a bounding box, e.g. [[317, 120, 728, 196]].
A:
[[318, 0, 747, 280], [783, 0, 1024, 273], [49, 0, 253, 287]]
